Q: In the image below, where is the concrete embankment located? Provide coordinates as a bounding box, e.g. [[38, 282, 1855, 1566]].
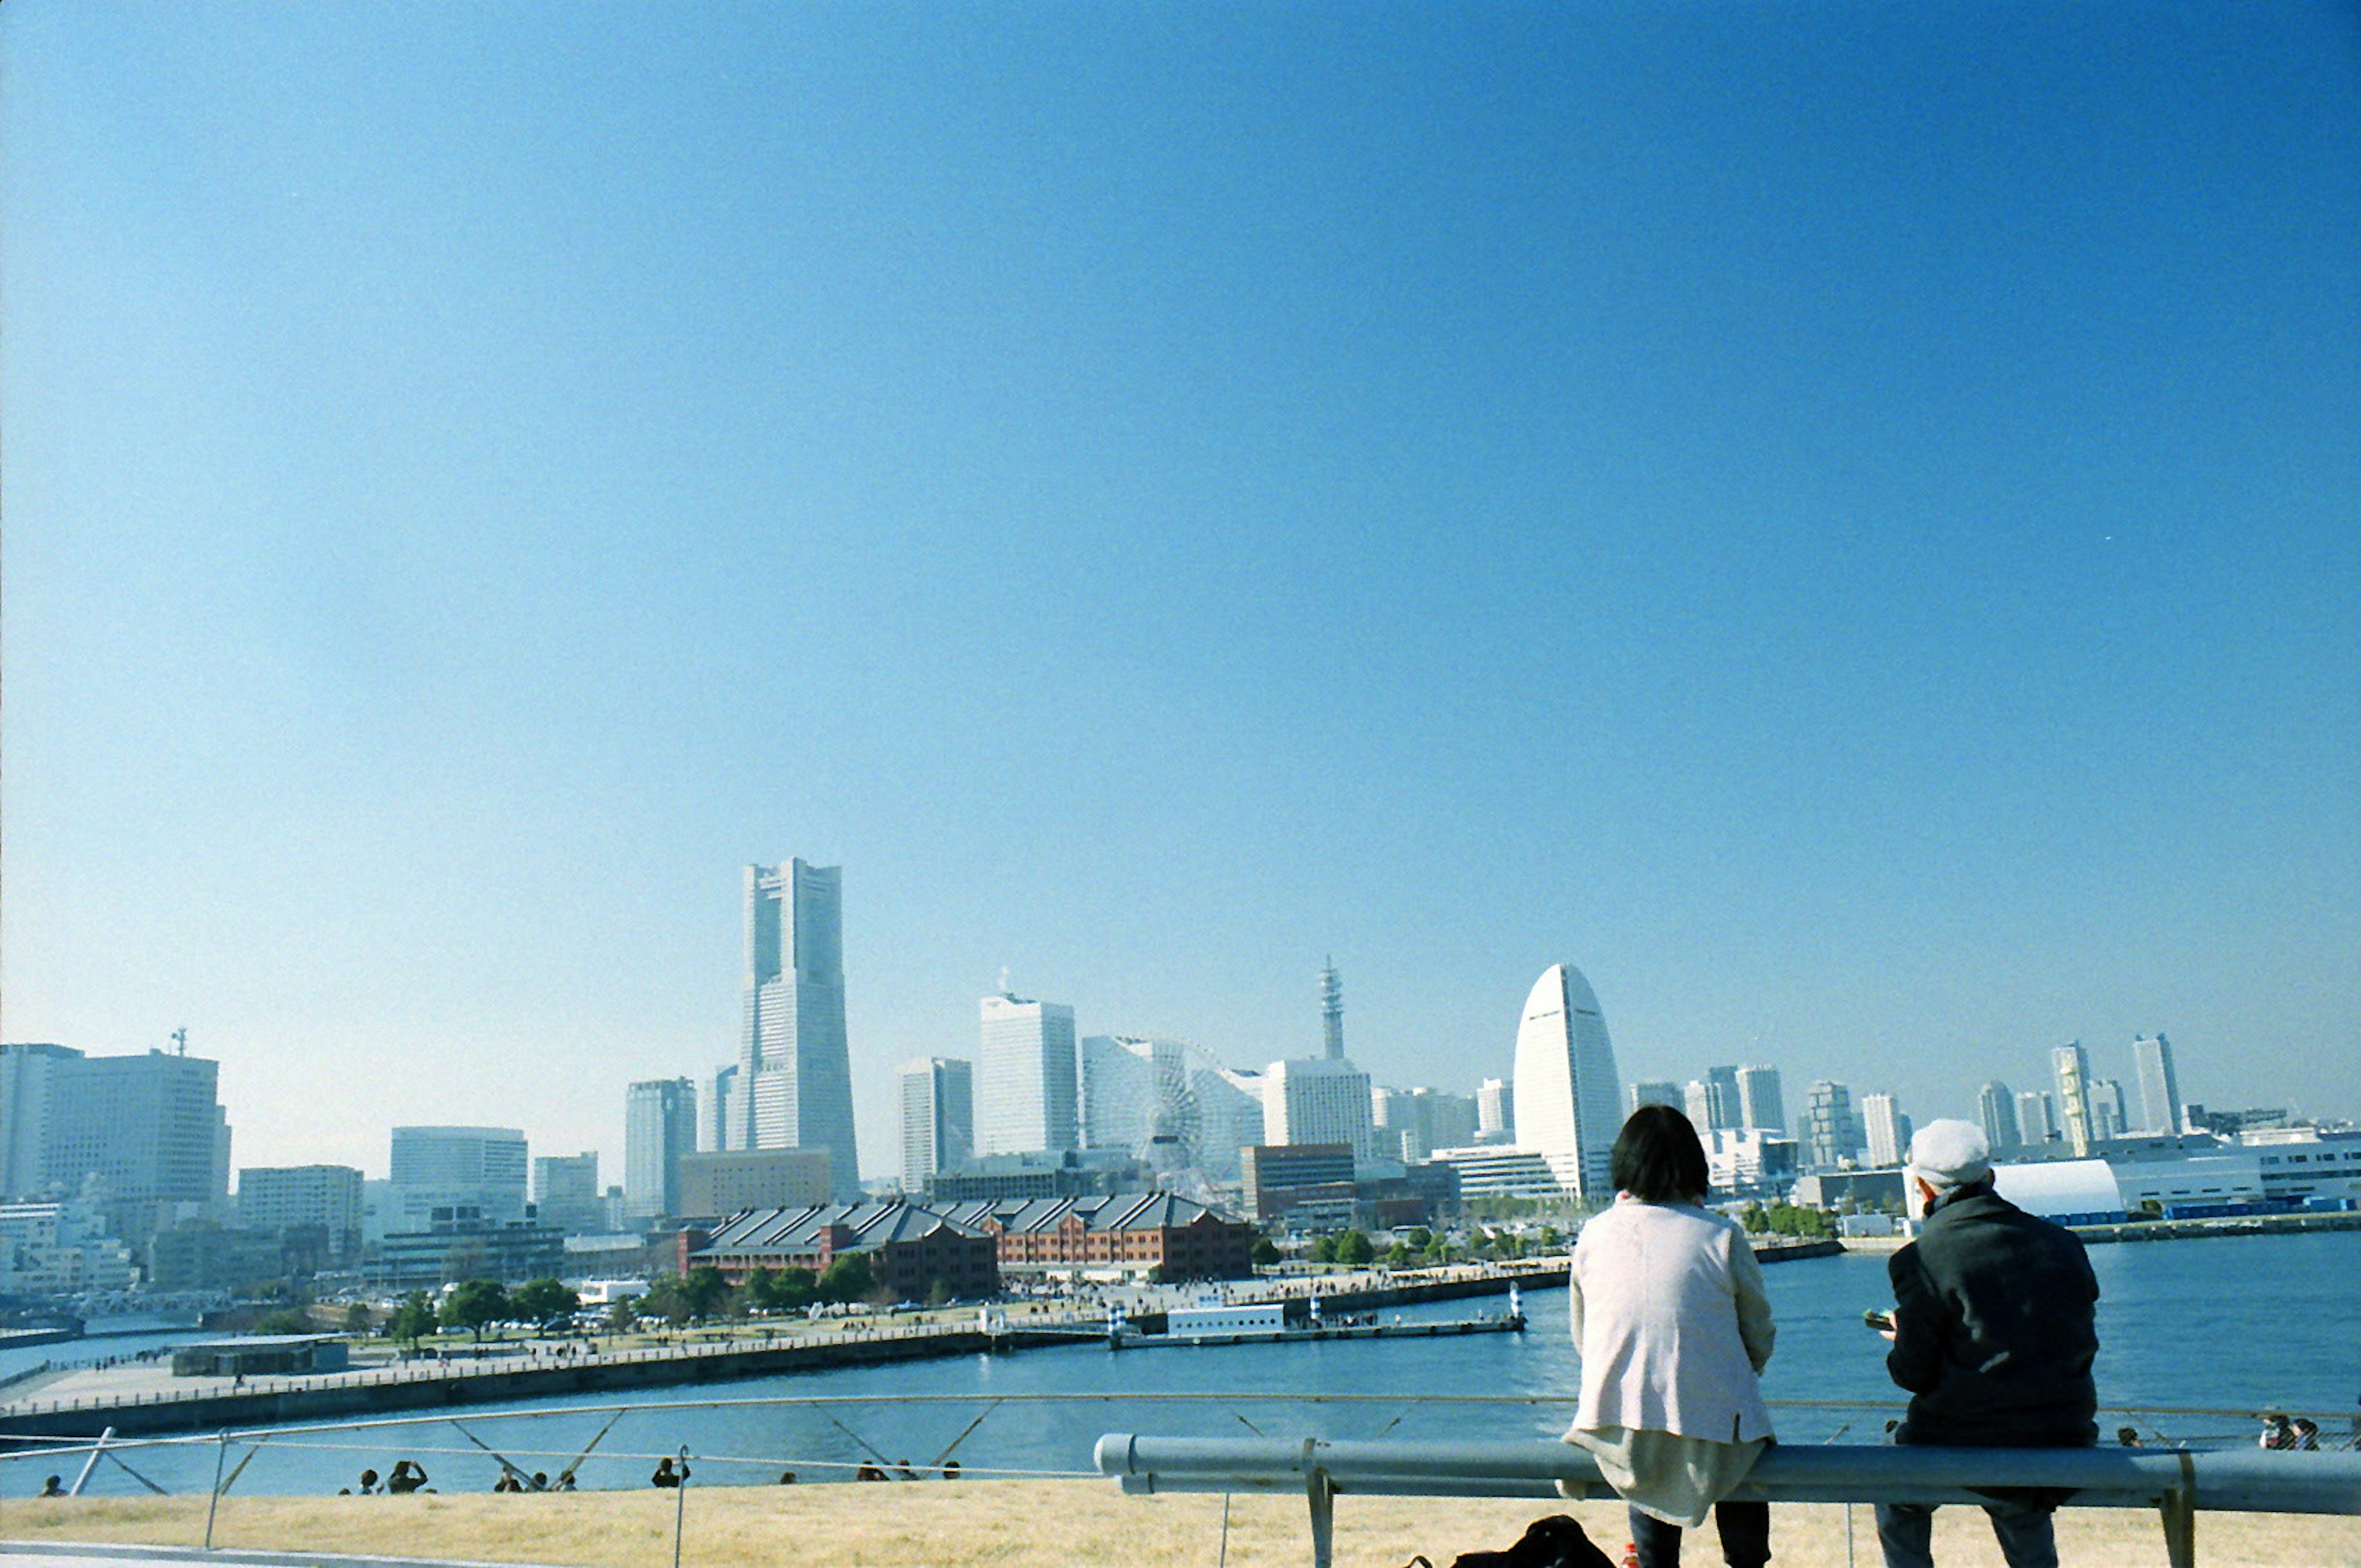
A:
[[0, 1325, 1103, 1445]]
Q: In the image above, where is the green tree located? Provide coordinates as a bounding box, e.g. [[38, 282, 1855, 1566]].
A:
[[607, 1297, 640, 1332], [511, 1278, 580, 1325], [343, 1301, 376, 1336], [1334, 1230, 1375, 1267], [682, 1264, 732, 1320], [254, 1307, 313, 1335], [439, 1278, 511, 1341], [817, 1251, 874, 1304], [772, 1267, 818, 1310], [1403, 1227, 1433, 1252], [1738, 1203, 1768, 1234], [1249, 1237, 1281, 1268], [1308, 1235, 1338, 1264], [388, 1290, 439, 1347]]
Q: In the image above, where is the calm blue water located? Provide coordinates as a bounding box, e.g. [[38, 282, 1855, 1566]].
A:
[[8, 1231, 2356, 1498]]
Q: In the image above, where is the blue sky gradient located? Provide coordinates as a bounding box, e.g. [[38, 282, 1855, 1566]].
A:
[[4, 2, 2355, 1178]]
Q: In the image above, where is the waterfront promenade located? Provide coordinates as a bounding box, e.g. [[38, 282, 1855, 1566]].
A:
[[0, 1261, 1613, 1444], [2, 1478, 2357, 1567]]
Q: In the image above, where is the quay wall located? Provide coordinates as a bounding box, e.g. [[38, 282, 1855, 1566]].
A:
[[0, 1326, 1104, 1446]]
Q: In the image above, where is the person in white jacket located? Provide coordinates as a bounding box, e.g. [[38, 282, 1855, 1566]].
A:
[[1566, 1104, 1776, 1568]]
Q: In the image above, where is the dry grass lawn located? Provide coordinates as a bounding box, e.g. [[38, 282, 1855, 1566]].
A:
[[2, 1480, 2358, 1567]]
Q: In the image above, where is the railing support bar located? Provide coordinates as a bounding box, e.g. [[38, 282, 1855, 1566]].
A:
[[1303, 1440, 1334, 1568], [2161, 1450, 2197, 1568]]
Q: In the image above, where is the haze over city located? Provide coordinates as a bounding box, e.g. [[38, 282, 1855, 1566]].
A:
[[3, 4, 2355, 1182]]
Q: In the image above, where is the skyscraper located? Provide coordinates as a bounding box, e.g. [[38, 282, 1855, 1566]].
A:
[[1735, 1065, 1786, 1134], [738, 861, 860, 1197], [1476, 1078, 1516, 1142], [977, 993, 1078, 1157], [1683, 1079, 1715, 1131], [1628, 1081, 1683, 1115], [2133, 1034, 2183, 1135], [623, 1079, 697, 1219], [0, 1043, 232, 1244], [1511, 963, 1624, 1202], [532, 1152, 605, 1235], [1801, 1081, 1861, 1170], [1860, 1092, 1913, 1168], [389, 1125, 528, 1229], [1977, 1079, 2021, 1151], [2016, 1089, 2058, 1144], [698, 1063, 738, 1153], [2052, 1041, 2094, 1156], [2088, 1078, 2127, 1141], [1320, 959, 1345, 1060], [1704, 1065, 1742, 1130], [898, 1057, 974, 1192], [1262, 1056, 1380, 1165]]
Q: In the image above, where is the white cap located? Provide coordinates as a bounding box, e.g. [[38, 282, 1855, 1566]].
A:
[[1908, 1119, 1992, 1194]]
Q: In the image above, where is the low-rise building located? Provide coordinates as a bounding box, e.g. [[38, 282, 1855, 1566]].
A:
[[677, 1150, 832, 1218], [939, 1191, 1257, 1281], [363, 1216, 568, 1290], [692, 1202, 999, 1301]]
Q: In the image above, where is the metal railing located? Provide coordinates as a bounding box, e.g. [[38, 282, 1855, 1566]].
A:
[[1096, 1431, 2361, 1568]]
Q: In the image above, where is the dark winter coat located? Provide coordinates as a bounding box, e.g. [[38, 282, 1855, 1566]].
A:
[[1886, 1183, 2100, 1448]]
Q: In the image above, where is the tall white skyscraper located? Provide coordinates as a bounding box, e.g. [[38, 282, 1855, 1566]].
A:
[[1860, 1092, 1913, 1168], [1683, 1080, 1715, 1130], [1703, 1065, 1742, 1130], [1511, 963, 1624, 1202], [1977, 1079, 2021, 1150], [1262, 1056, 1379, 1165], [624, 1079, 697, 1219], [738, 861, 860, 1197], [898, 1057, 974, 1192], [2133, 1034, 2183, 1135], [697, 1063, 738, 1153], [1736, 1065, 1786, 1134], [2052, 1041, 2094, 1156], [977, 993, 1078, 1157]]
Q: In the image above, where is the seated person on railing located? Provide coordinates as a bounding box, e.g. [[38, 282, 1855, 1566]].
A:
[[1566, 1104, 1776, 1568], [1875, 1120, 2099, 1568]]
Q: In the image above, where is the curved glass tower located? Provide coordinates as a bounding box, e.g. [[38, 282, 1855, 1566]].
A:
[[1511, 962, 1624, 1202]]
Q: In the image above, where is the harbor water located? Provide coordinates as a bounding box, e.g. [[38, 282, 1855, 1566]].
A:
[[7, 1230, 2356, 1499]]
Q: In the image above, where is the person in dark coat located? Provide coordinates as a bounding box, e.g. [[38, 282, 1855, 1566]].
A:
[[1874, 1119, 2099, 1568]]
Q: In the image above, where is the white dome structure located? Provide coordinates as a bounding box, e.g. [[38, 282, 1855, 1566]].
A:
[[1512, 963, 1626, 1202]]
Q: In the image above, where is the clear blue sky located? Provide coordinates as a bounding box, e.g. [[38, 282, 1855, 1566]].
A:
[[5, 2, 2355, 1181]]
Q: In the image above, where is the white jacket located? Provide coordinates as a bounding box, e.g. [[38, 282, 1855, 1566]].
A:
[[1570, 1196, 1776, 1443]]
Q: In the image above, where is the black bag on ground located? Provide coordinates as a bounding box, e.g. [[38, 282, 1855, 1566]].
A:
[[1403, 1511, 1616, 1568]]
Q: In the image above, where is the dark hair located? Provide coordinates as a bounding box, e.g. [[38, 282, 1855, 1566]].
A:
[[1611, 1103, 1710, 1203]]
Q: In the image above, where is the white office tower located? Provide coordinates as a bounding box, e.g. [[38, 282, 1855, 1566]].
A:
[[1627, 1081, 1682, 1114], [2016, 1089, 2058, 1144], [2088, 1079, 2127, 1142], [1977, 1079, 2022, 1150], [1736, 1065, 1785, 1134], [1321, 959, 1346, 1060], [1801, 1081, 1862, 1170], [2133, 1034, 2183, 1134], [978, 993, 1078, 1157], [389, 1126, 528, 1228], [532, 1152, 604, 1235], [624, 1079, 697, 1220], [1511, 963, 1624, 1202], [0, 1043, 231, 1243], [2052, 1041, 2095, 1156], [1263, 1057, 1380, 1165], [898, 1057, 974, 1192], [737, 861, 860, 1197], [698, 1064, 738, 1153], [1683, 1080, 1715, 1131], [1860, 1093, 1913, 1168], [1477, 1078, 1516, 1143]]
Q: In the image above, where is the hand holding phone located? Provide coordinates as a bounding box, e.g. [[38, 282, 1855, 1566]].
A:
[[1863, 1307, 1896, 1334]]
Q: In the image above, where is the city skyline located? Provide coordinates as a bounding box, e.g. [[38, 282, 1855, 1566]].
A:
[[4, 6, 2354, 1180]]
